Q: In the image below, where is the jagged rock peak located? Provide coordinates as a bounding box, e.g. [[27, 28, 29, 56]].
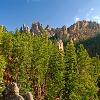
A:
[[69, 20, 100, 31], [68, 20, 100, 41]]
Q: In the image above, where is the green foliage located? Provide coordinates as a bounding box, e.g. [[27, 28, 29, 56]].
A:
[[13, 33, 32, 92], [0, 27, 7, 93], [0, 55, 6, 93], [31, 33, 49, 85], [0, 25, 7, 33], [92, 56, 100, 81], [1, 32, 14, 59], [77, 44, 98, 100], [78, 34, 100, 56], [46, 43, 64, 99], [0, 26, 100, 100], [64, 39, 78, 100]]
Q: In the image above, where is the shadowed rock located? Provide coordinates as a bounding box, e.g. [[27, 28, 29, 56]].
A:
[[2, 82, 24, 100], [24, 92, 34, 100]]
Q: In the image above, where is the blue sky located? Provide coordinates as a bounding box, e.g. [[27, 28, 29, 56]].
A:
[[0, 0, 100, 31]]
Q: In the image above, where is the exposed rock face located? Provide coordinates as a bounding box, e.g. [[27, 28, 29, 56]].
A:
[[19, 20, 100, 42], [62, 25, 67, 35], [54, 25, 68, 40], [1, 82, 34, 100], [31, 22, 43, 35], [45, 25, 55, 37], [2, 82, 24, 100], [20, 24, 30, 33], [45, 25, 68, 38], [57, 40, 64, 51], [20, 22, 68, 39], [24, 92, 34, 100], [68, 20, 100, 41]]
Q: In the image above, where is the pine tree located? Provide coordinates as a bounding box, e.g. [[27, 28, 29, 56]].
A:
[[77, 44, 99, 100], [92, 56, 100, 82], [46, 43, 64, 100], [64, 39, 78, 100], [0, 30, 6, 92], [11, 32, 33, 92], [1, 32, 14, 85], [92, 56, 100, 99], [0, 30, 13, 92], [28, 33, 50, 100]]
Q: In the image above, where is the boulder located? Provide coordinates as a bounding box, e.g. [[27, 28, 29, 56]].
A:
[[24, 92, 34, 100], [2, 82, 24, 100]]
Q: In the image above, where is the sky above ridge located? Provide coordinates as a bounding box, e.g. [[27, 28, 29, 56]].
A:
[[0, 0, 100, 31]]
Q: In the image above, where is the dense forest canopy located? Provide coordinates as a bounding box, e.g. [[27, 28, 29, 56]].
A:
[[0, 22, 100, 100]]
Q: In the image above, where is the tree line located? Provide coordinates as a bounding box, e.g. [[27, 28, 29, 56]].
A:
[[0, 26, 100, 100]]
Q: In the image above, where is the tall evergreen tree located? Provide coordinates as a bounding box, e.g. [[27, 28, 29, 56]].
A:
[[92, 56, 100, 99], [77, 44, 99, 100], [28, 33, 50, 100], [11, 32, 33, 93], [64, 39, 79, 100], [1, 32, 14, 85], [46, 43, 64, 100], [92, 56, 100, 82], [0, 29, 7, 92]]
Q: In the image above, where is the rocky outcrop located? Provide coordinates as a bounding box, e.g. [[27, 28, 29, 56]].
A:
[[1, 82, 34, 100], [19, 20, 100, 41], [54, 25, 68, 40], [20, 22, 68, 39], [45, 25, 55, 37], [57, 40, 64, 51], [24, 92, 34, 100], [20, 24, 30, 33], [68, 20, 100, 41], [1, 82, 24, 100], [30, 22, 43, 35]]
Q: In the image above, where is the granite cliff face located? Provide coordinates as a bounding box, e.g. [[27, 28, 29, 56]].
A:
[[67, 20, 100, 41], [0, 82, 34, 100], [20, 20, 100, 41]]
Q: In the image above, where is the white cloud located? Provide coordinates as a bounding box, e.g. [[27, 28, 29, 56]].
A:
[[74, 8, 95, 23], [92, 16, 100, 23], [86, 8, 94, 18], [90, 8, 94, 11], [93, 16, 100, 19], [75, 17, 80, 22]]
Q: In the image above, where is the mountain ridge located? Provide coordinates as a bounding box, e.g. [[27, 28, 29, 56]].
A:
[[19, 20, 100, 42]]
